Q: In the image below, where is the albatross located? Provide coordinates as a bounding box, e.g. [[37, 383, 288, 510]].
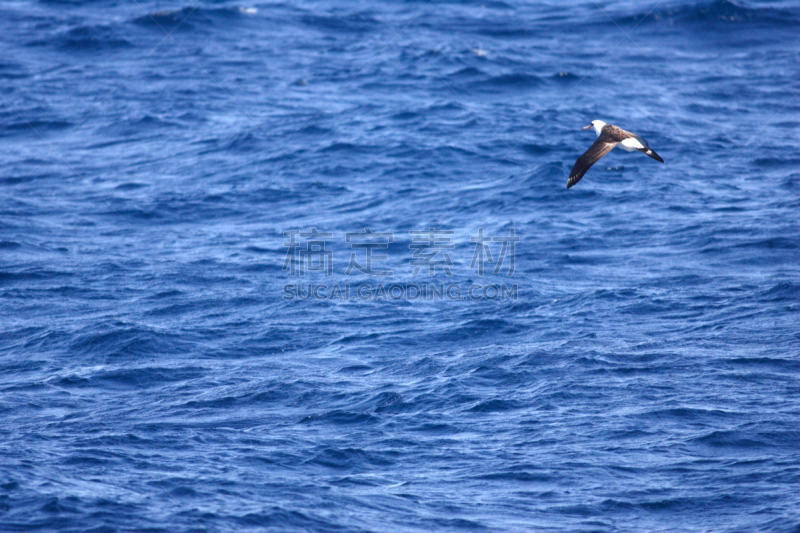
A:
[[567, 120, 664, 189]]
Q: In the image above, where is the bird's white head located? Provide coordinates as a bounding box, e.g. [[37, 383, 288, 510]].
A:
[[583, 120, 606, 136]]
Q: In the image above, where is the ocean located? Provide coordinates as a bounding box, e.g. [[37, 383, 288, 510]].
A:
[[1, 0, 799, 531]]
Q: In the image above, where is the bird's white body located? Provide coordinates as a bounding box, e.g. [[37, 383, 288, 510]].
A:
[[619, 137, 645, 152]]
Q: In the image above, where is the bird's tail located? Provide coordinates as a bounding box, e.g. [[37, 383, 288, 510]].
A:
[[639, 148, 664, 163]]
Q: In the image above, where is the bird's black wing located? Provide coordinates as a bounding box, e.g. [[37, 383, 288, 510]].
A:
[[567, 140, 617, 189]]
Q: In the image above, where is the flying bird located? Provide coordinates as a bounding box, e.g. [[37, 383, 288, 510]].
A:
[[567, 120, 664, 189]]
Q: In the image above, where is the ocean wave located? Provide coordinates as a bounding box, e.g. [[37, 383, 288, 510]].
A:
[[614, 0, 800, 28], [470, 72, 544, 91], [132, 5, 256, 31], [300, 12, 380, 34], [28, 24, 131, 51]]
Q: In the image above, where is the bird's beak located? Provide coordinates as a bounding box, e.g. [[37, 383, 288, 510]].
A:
[[582, 125, 592, 130]]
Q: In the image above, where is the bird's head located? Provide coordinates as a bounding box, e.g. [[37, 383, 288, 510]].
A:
[[583, 120, 606, 136]]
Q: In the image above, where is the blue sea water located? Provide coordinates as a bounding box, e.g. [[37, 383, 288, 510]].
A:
[[1, 0, 799, 531]]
